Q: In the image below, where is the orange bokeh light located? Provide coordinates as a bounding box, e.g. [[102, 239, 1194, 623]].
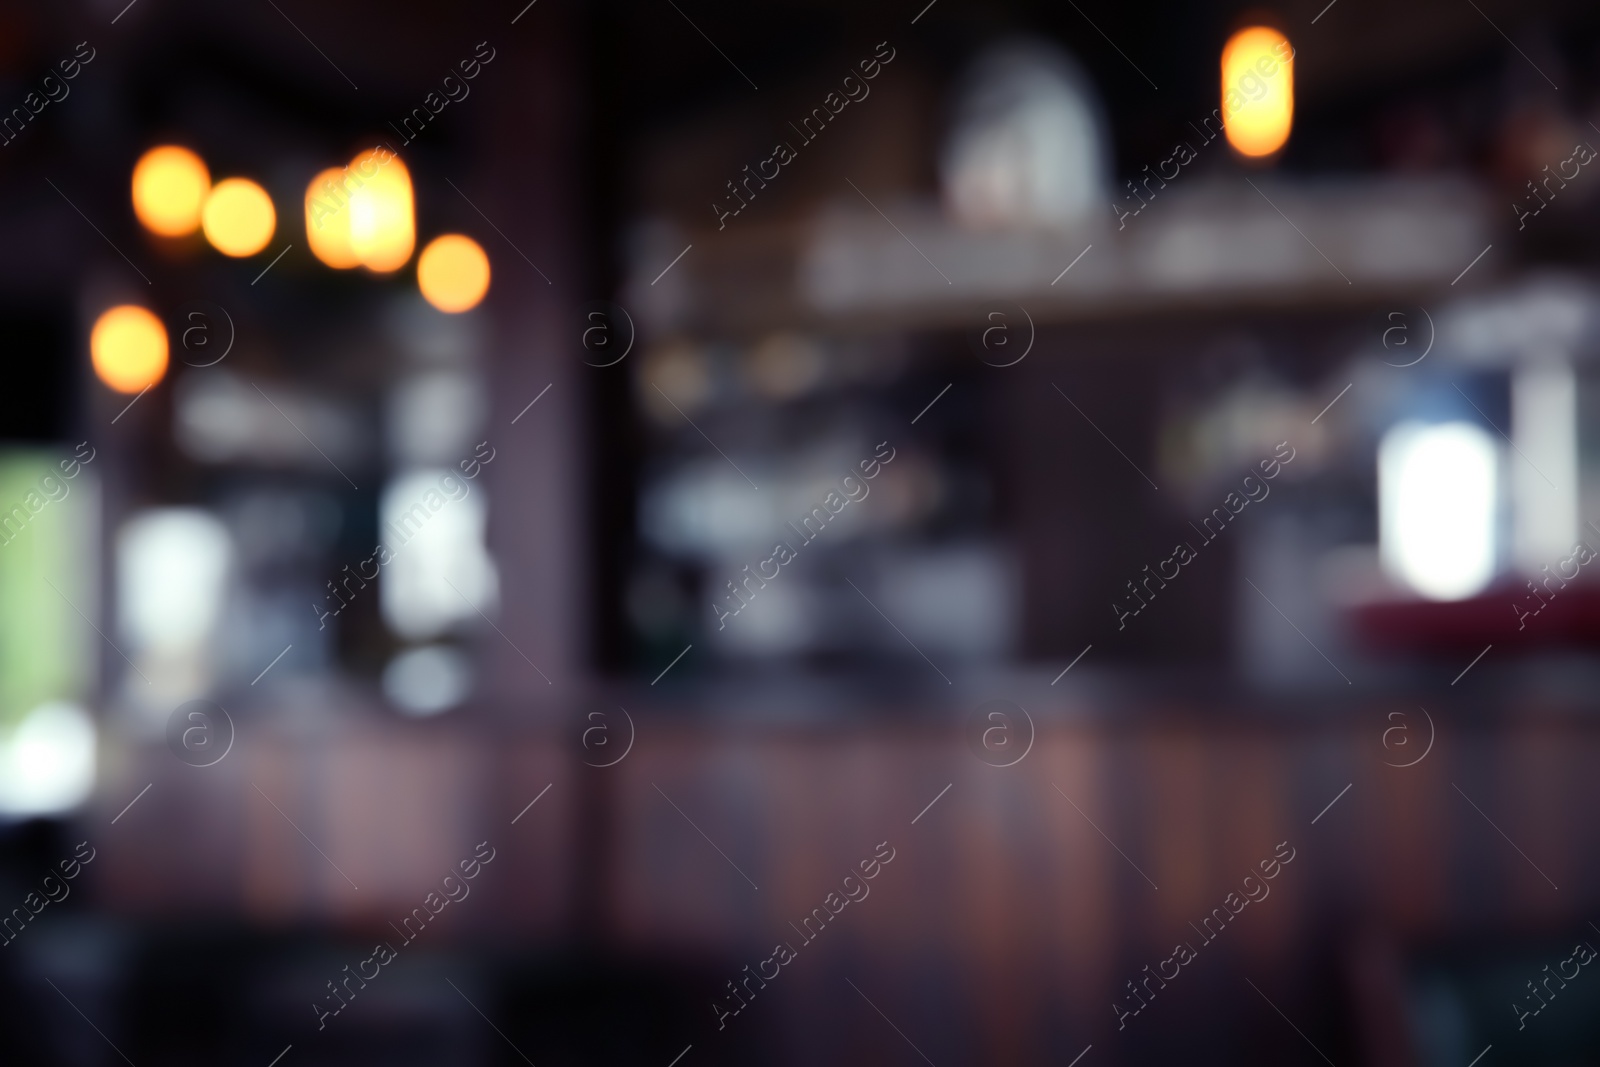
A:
[[305, 167, 360, 269], [90, 305, 168, 394], [417, 235, 491, 313], [1221, 27, 1294, 158], [347, 148, 415, 273], [201, 177, 276, 257], [131, 145, 210, 237]]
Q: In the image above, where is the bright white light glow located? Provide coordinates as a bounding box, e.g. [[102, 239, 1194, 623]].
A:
[[0, 702, 96, 816], [1379, 421, 1499, 601], [380, 470, 498, 639], [118, 509, 232, 653]]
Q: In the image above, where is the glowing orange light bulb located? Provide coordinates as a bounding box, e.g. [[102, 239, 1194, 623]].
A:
[[347, 148, 414, 273], [202, 177, 276, 257], [1221, 27, 1294, 158], [417, 235, 491, 313], [132, 145, 210, 237], [305, 167, 360, 269], [91, 305, 168, 394]]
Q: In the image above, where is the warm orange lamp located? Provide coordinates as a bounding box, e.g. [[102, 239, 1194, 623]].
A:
[[417, 235, 491, 313], [1221, 27, 1294, 158], [201, 178, 276, 257], [131, 146, 210, 237], [90, 306, 168, 393]]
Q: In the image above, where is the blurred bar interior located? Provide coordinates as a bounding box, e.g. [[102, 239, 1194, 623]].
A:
[[3, 0, 1600, 1062]]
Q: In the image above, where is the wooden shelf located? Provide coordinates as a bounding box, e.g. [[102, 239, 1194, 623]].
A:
[[625, 175, 1495, 337]]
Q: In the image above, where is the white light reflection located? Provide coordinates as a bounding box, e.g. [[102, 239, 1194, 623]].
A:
[[1379, 421, 1498, 601]]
